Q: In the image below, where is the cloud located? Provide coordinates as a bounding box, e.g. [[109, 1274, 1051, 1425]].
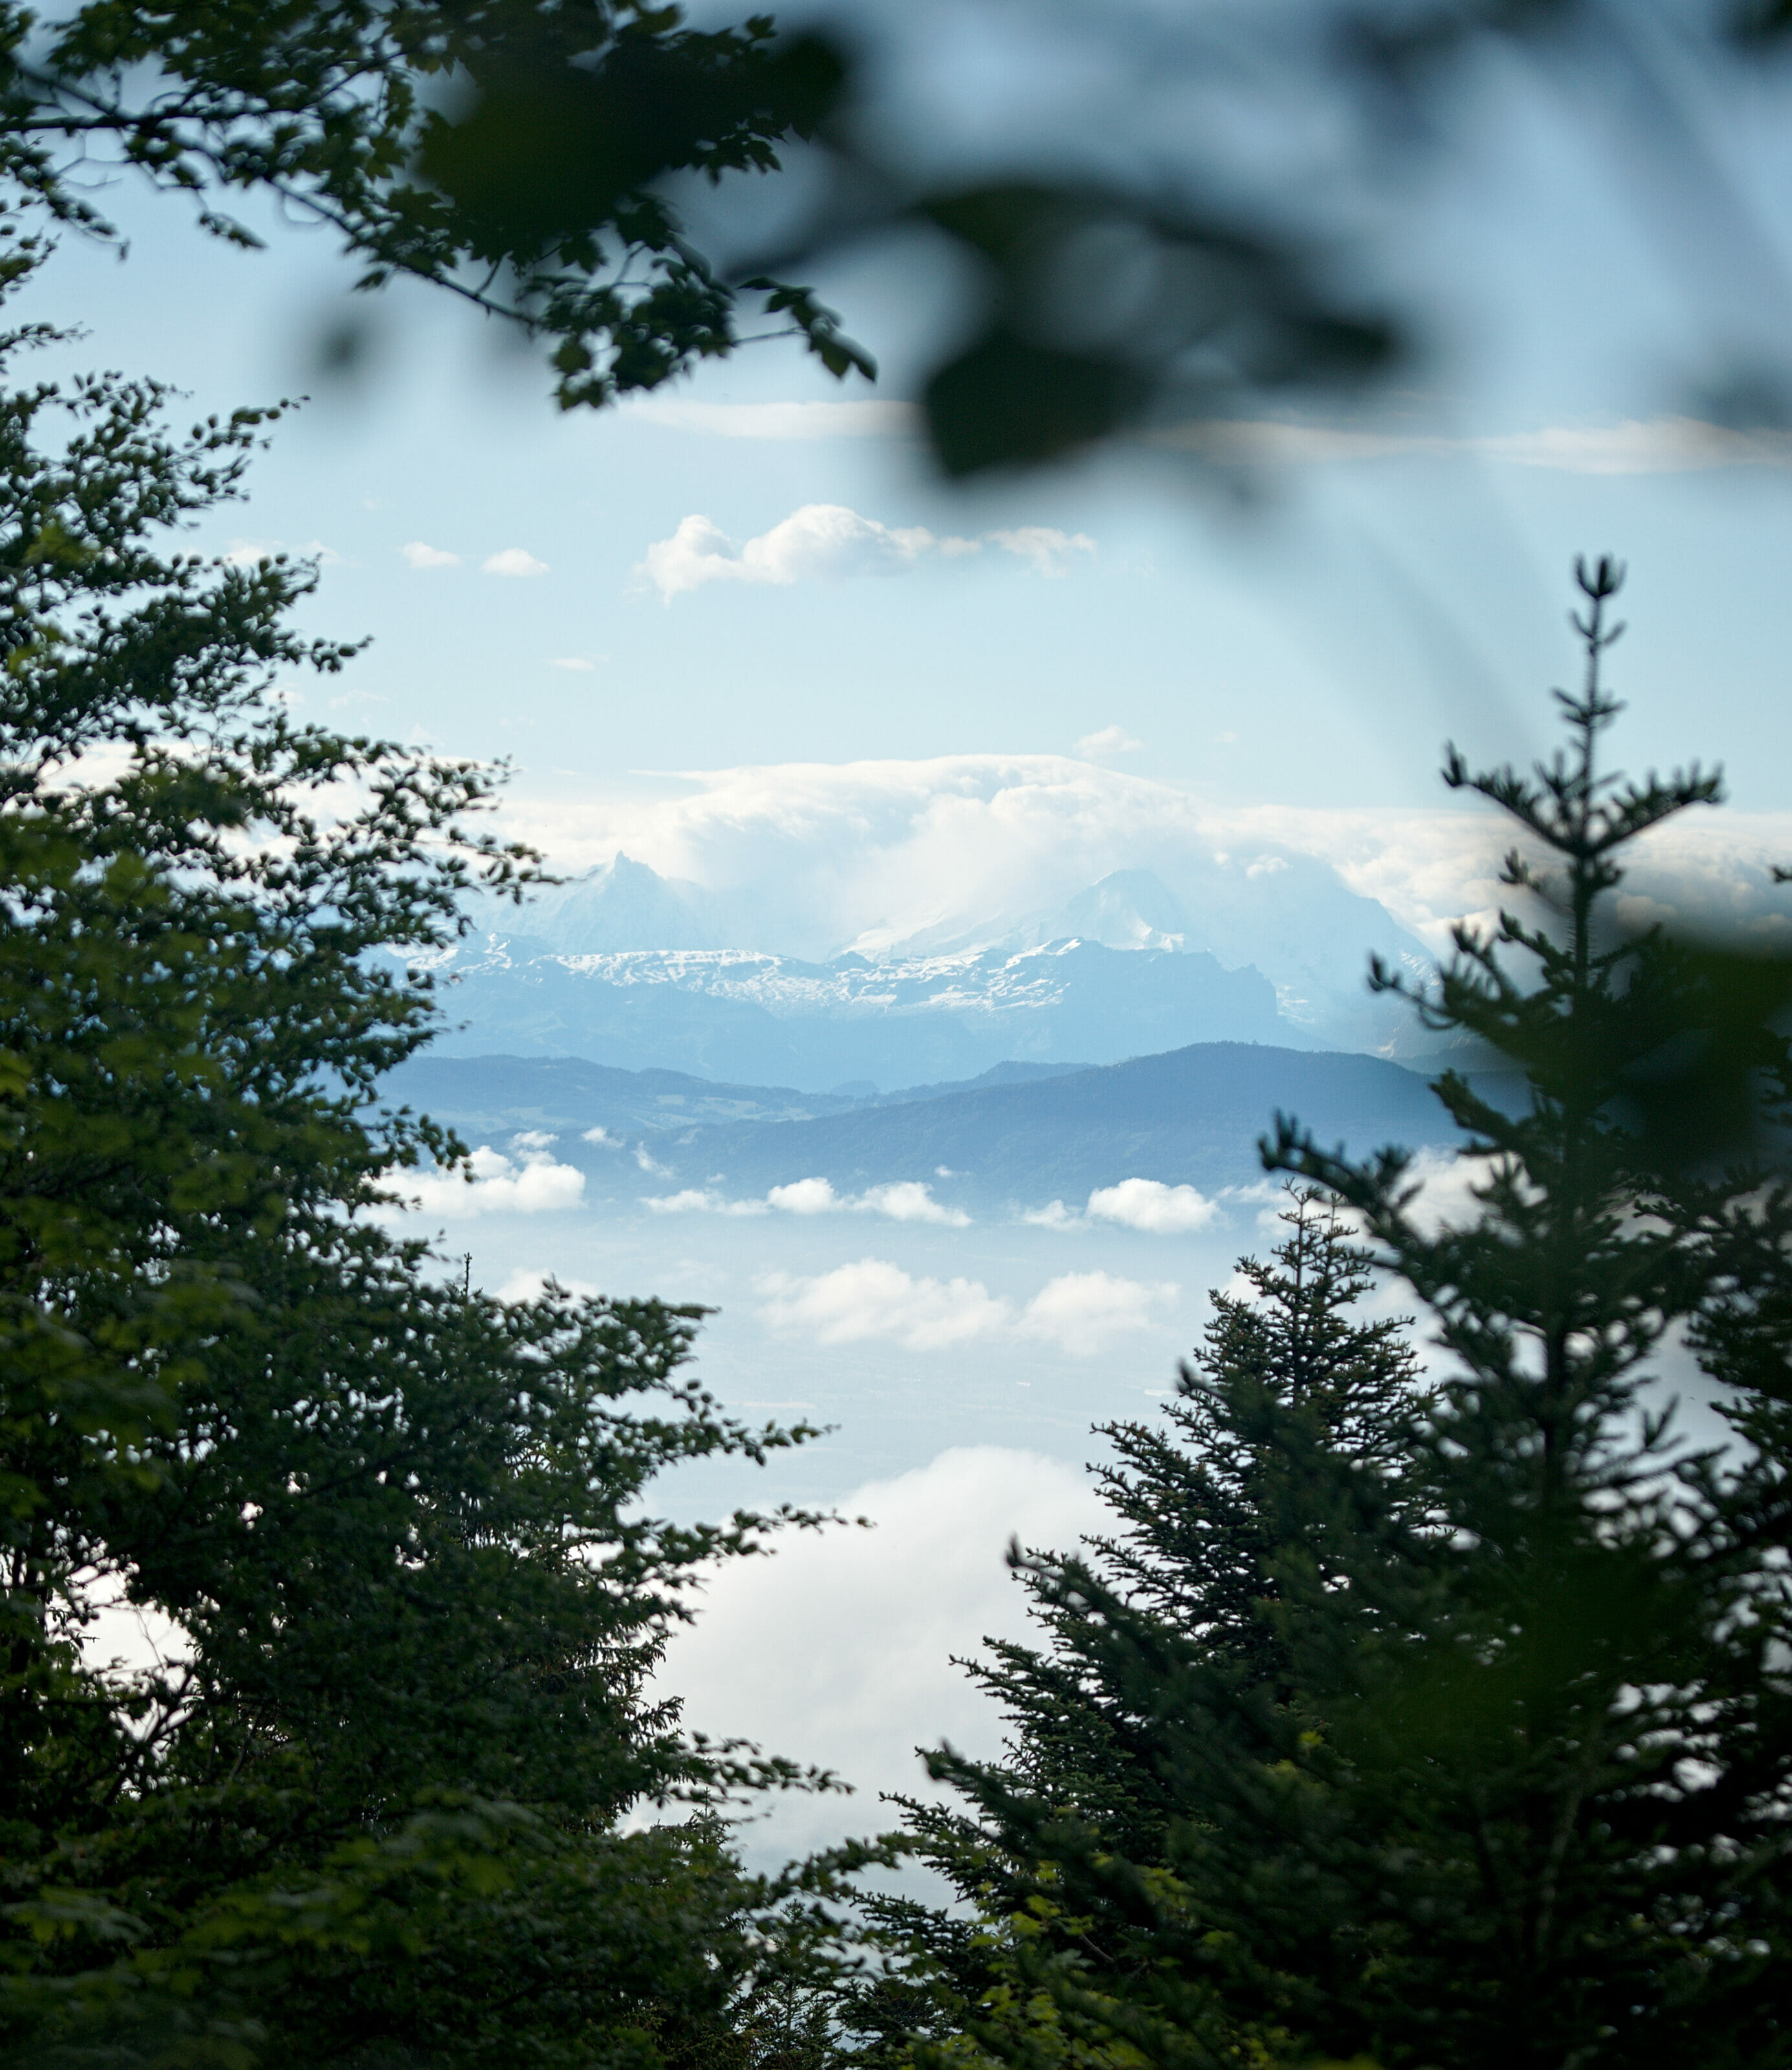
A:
[[491, 752, 1792, 971], [1023, 1180, 1219, 1235], [1019, 1270, 1179, 1355], [401, 540, 461, 569], [988, 526, 1096, 574], [1087, 1179, 1219, 1234], [226, 536, 343, 567], [496, 1266, 602, 1303], [639, 505, 961, 600], [1156, 413, 1792, 475], [622, 398, 923, 440], [483, 547, 549, 577], [394, 1139, 586, 1218], [646, 1177, 970, 1226], [756, 1259, 1175, 1355], [759, 1258, 1009, 1350], [654, 1446, 1104, 1858], [550, 657, 596, 672], [637, 507, 1098, 601], [1075, 724, 1143, 761], [582, 1125, 620, 1146]]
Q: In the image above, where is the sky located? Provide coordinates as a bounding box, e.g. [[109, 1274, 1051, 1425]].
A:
[[17, 14, 1792, 904]]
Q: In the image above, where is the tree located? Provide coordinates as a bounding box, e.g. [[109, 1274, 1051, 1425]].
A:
[[873, 562, 1792, 2070], [850, 1190, 1425, 2070], [0, 236, 843, 2066]]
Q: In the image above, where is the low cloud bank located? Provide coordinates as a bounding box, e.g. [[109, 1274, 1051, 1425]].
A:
[[757, 1258, 1177, 1356], [655, 1445, 1106, 1859], [644, 1176, 969, 1226]]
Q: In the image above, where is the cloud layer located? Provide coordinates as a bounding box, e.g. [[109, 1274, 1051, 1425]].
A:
[[497, 752, 1792, 968], [655, 1445, 1104, 1858], [1159, 414, 1792, 475], [639, 505, 1095, 600], [756, 1258, 1177, 1355], [644, 1177, 969, 1226]]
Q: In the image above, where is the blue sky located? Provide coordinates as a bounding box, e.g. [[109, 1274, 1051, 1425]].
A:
[[21, 24, 1792, 904]]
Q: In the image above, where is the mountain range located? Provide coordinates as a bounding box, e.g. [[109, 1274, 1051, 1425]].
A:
[[389, 1040, 1461, 1211], [408, 858, 1433, 1092]]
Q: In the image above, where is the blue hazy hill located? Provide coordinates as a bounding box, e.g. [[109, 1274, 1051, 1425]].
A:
[[396, 1043, 1458, 1210]]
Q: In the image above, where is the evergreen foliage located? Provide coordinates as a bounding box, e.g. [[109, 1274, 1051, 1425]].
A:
[[867, 561, 1792, 2070], [0, 239, 840, 2067]]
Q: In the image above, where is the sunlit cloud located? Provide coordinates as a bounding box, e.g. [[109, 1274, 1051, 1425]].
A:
[[1074, 724, 1143, 761], [390, 1136, 585, 1218], [483, 547, 549, 577], [645, 1176, 970, 1226], [637, 507, 1097, 601], [401, 539, 461, 569], [756, 1259, 1176, 1355]]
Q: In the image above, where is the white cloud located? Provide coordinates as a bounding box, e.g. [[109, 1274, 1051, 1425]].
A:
[[1087, 1178, 1219, 1234], [401, 540, 461, 569], [637, 507, 1098, 601], [582, 1125, 620, 1146], [856, 1181, 970, 1226], [1023, 1200, 1080, 1230], [483, 547, 550, 577], [645, 1187, 765, 1217], [989, 526, 1097, 574], [395, 1141, 585, 1218], [1156, 413, 1792, 475], [1018, 1270, 1179, 1355], [496, 1266, 602, 1303], [226, 536, 343, 567], [655, 1446, 1104, 1858], [550, 657, 596, 672], [646, 1176, 970, 1226], [622, 398, 922, 440], [490, 752, 1792, 970], [757, 1258, 1176, 1355], [639, 505, 958, 600], [1075, 724, 1143, 761], [758, 1258, 1012, 1351]]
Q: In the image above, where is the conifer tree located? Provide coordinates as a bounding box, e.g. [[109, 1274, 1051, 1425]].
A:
[[880, 560, 1792, 2070]]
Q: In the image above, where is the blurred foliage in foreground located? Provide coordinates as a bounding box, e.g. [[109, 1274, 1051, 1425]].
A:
[[4, 3, 1792, 475]]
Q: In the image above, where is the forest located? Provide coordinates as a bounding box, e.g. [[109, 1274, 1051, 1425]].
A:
[[4, 5, 1792, 2067]]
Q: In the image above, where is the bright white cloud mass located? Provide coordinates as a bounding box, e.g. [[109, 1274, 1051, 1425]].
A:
[[644, 1177, 970, 1226], [638, 505, 1096, 600], [483, 546, 550, 577], [500, 753, 1792, 964], [656, 1445, 1104, 1859], [395, 1137, 585, 1218], [400, 539, 461, 569], [756, 1259, 1177, 1355]]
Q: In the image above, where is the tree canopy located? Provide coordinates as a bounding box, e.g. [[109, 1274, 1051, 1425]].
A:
[[0, 234, 847, 2067]]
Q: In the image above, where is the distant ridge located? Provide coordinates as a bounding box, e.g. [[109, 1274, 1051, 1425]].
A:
[[683, 1041, 1454, 1202], [395, 1042, 1458, 1210]]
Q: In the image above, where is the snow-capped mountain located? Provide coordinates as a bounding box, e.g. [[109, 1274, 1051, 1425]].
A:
[[411, 854, 1429, 1091]]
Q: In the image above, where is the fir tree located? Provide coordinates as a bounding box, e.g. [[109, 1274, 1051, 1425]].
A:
[[880, 561, 1792, 2070]]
